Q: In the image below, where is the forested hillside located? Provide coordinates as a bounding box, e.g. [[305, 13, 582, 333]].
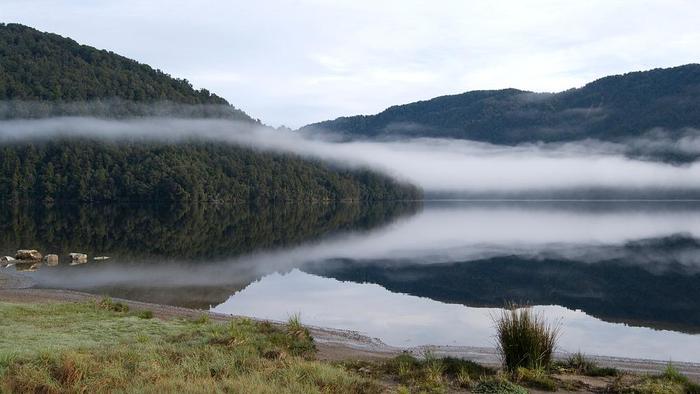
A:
[[0, 140, 417, 203], [1, 24, 222, 104], [303, 64, 700, 146], [0, 24, 419, 202]]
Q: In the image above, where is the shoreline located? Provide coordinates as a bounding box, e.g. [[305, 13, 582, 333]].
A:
[[1, 284, 698, 381]]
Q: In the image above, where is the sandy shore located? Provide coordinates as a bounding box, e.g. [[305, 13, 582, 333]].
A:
[[1, 271, 698, 381]]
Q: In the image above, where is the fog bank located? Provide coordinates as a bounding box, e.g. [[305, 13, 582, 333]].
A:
[[1, 116, 699, 193]]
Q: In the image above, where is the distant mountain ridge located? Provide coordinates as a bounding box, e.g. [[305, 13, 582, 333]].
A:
[[302, 64, 700, 148]]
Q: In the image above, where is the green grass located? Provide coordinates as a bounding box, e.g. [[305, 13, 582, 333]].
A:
[[342, 352, 495, 392], [514, 367, 557, 391], [495, 305, 560, 371], [613, 363, 700, 394], [2, 300, 698, 394], [473, 376, 529, 394], [0, 301, 379, 393], [0, 302, 189, 361], [557, 352, 619, 377]]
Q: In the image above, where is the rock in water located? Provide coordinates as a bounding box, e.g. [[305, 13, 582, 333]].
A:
[[15, 262, 41, 272], [69, 253, 88, 265], [93, 256, 110, 261], [43, 254, 59, 266], [1, 256, 16, 267], [16, 250, 42, 261]]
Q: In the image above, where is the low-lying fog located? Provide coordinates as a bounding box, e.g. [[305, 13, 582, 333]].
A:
[[1, 115, 700, 194]]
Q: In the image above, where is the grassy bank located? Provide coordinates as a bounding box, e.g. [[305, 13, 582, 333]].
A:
[[1, 300, 698, 393], [0, 301, 376, 393]]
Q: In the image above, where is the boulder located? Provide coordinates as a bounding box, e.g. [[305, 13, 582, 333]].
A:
[[16, 249, 42, 261], [43, 254, 59, 266], [1, 256, 15, 267], [69, 253, 88, 265]]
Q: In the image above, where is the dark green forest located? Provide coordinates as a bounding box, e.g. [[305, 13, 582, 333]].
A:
[[303, 64, 700, 161], [0, 139, 418, 203], [0, 23, 233, 108], [0, 24, 419, 202]]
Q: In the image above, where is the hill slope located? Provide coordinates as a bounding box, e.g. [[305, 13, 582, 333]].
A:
[[302, 65, 700, 147], [1, 24, 223, 104], [0, 24, 419, 202]]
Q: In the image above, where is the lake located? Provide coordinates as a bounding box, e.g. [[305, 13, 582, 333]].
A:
[[2, 200, 699, 362]]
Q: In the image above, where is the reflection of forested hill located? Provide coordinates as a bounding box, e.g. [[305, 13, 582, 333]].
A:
[[311, 243, 700, 333], [0, 202, 419, 260]]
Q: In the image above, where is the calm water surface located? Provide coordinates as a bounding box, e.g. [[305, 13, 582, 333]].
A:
[[2, 201, 699, 362]]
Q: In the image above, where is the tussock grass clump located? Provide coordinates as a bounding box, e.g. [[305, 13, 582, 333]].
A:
[[495, 305, 560, 371], [285, 314, 316, 358], [137, 310, 153, 319]]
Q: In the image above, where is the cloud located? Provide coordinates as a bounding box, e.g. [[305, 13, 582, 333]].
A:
[[3, 0, 700, 127]]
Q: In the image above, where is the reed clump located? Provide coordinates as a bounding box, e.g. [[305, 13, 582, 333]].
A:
[[494, 305, 560, 372]]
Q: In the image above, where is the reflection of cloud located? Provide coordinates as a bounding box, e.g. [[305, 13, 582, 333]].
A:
[[212, 269, 700, 362]]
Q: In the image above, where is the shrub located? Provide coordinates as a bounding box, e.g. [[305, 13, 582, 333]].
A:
[[137, 310, 153, 319], [284, 314, 316, 358], [97, 297, 129, 313], [494, 305, 559, 371], [662, 363, 687, 384]]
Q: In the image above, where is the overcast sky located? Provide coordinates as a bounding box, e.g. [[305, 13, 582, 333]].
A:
[[3, 0, 700, 127]]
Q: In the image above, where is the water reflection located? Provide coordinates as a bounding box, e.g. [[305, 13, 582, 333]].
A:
[[0, 201, 418, 307], [213, 269, 700, 363], [0, 201, 418, 260], [3, 200, 700, 360]]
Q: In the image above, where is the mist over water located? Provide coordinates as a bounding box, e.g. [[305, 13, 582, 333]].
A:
[[2, 115, 700, 194]]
